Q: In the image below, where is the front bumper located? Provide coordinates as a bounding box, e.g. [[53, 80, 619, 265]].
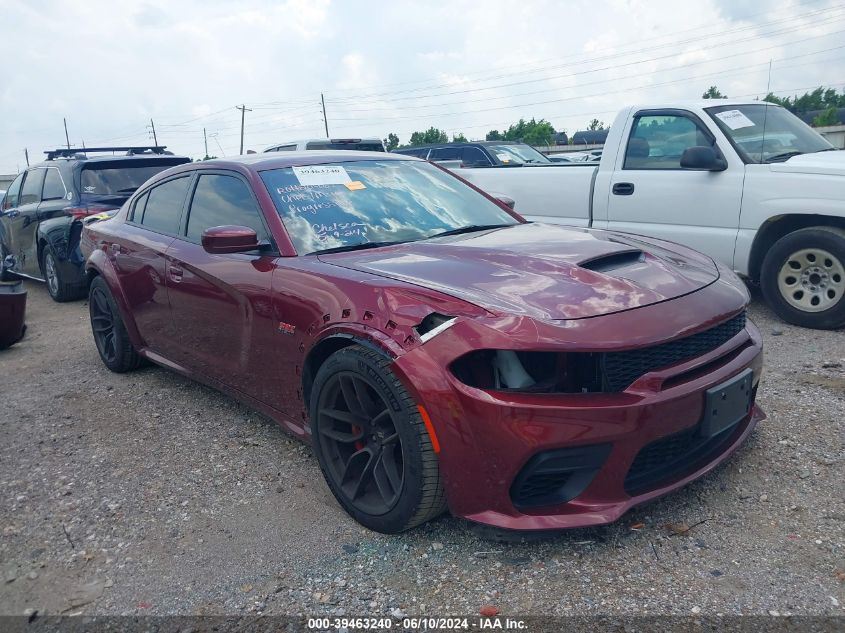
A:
[[393, 299, 764, 531]]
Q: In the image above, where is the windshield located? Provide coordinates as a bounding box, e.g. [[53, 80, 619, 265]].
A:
[[486, 144, 551, 165], [260, 160, 519, 254], [80, 160, 187, 197], [705, 104, 833, 163]]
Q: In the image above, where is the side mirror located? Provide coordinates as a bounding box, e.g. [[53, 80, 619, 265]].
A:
[[201, 225, 260, 254], [491, 193, 516, 210], [680, 146, 727, 171]]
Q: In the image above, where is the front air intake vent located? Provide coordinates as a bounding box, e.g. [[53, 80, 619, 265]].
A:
[[579, 250, 644, 273]]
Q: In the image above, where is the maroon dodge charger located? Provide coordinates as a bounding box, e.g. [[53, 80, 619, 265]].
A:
[[81, 152, 764, 533]]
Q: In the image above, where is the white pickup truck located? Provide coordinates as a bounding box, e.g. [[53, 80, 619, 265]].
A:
[[451, 100, 845, 330]]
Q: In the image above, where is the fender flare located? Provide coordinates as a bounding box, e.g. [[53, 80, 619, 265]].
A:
[[86, 250, 145, 349]]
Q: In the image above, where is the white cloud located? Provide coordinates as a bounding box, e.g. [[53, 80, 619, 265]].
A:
[[0, 0, 843, 170]]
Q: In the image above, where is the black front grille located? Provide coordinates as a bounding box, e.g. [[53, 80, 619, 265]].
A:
[[601, 311, 746, 392], [624, 418, 745, 496]]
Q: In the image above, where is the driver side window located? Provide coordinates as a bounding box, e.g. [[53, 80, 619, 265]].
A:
[[624, 114, 713, 170]]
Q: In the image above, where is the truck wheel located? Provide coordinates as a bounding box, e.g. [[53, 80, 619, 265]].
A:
[[309, 345, 447, 533], [42, 245, 85, 302], [761, 227, 845, 329]]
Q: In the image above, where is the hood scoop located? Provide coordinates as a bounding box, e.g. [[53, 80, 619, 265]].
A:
[[579, 249, 645, 273]]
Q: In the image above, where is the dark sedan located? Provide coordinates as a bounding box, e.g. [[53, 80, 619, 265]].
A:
[[81, 152, 764, 533]]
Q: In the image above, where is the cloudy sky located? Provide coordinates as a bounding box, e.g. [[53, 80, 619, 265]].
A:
[[1, 0, 844, 171]]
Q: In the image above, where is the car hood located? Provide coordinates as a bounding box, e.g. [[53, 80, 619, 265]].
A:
[[319, 223, 719, 320], [770, 149, 845, 176]]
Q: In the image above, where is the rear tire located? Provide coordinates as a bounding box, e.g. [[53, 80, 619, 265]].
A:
[[42, 245, 85, 302], [761, 227, 845, 330], [88, 275, 143, 373], [309, 345, 447, 533]]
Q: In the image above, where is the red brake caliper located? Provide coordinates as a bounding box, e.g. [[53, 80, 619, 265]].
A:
[[352, 425, 365, 451]]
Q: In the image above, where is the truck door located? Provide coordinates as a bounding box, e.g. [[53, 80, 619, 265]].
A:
[[603, 109, 744, 267]]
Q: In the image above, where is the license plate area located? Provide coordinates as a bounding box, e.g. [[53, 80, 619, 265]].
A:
[[701, 368, 753, 438]]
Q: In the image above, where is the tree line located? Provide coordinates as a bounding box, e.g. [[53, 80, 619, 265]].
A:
[[382, 85, 844, 150]]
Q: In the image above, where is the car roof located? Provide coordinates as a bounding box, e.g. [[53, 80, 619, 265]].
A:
[[394, 141, 527, 151], [268, 138, 383, 145], [200, 150, 418, 171]]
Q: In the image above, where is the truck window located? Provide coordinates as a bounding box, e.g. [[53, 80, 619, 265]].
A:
[[624, 115, 713, 170]]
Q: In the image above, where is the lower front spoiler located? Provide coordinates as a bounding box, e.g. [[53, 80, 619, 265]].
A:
[[463, 404, 765, 531]]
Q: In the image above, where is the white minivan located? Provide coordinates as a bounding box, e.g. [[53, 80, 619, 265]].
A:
[[264, 138, 385, 152]]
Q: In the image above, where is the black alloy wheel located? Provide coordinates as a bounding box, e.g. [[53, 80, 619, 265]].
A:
[[316, 371, 405, 515], [88, 275, 143, 373], [309, 345, 446, 533], [90, 283, 117, 365]]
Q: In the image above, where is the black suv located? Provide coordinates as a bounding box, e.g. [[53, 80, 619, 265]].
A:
[[0, 147, 190, 301], [393, 141, 552, 166]]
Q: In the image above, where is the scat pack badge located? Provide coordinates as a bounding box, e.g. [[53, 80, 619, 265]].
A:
[[277, 322, 296, 335]]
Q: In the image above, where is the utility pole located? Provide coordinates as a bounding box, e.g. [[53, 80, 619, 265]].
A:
[[63, 118, 70, 149], [203, 127, 208, 158], [321, 93, 329, 138], [24, 148, 29, 167], [148, 118, 158, 145], [236, 104, 252, 154]]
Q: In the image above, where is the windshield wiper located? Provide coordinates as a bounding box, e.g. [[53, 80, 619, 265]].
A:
[[764, 151, 804, 163], [426, 224, 513, 239], [312, 240, 406, 255]]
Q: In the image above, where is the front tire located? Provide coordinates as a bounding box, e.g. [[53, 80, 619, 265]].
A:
[[761, 227, 845, 330], [88, 275, 144, 373], [309, 345, 446, 533]]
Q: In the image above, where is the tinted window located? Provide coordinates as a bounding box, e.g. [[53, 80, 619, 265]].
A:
[[186, 174, 268, 243], [42, 168, 66, 200], [267, 145, 296, 152], [140, 177, 190, 234], [461, 147, 491, 165], [80, 160, 187, 197], [131, 191, 149, 222], [260, 160, 517, 254], [429, 147, 461, 161], [2, 173, 24, 209], [624, 115, 713, 169], [305, 141, 384, 151], [19, 169, 46, 205]]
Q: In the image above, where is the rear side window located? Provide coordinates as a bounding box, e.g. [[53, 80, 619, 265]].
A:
[[20, 169, 46, 205], [2, 173, 24, 209], [80, 161, 187, 197], [305, 141, 384, 151], [139, 177, 190, 234], [429, 147, 461, 161], [42, 168, 66, 200], [267, 145, 296, 152], [186, 174, 268, 243]]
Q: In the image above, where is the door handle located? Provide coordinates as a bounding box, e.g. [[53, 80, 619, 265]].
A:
[[612, 182, 635, 196], [169, 265, 183, 282], [6, 209, 19, 218]]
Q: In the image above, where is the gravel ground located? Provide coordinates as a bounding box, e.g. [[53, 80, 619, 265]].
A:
[[1, 280, 843, 619]]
